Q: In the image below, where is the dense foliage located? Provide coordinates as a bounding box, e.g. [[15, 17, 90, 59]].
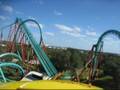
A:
[[45, 47, 120, 90], [0, 42, 120, 89]]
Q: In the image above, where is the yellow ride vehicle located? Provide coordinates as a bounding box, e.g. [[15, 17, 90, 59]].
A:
[[0, 71, 102, 90]]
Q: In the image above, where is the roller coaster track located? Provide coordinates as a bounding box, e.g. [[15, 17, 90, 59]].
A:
[[92, 30, 120, 79], [0, 62, 24, 83], [84, 30, 120, 83], [1, 18, 119, 84], [0, 53, 22, 61], [14, 18, 57, 77], [79, 42, 103, 82], [0, 53, 24, 82], [0, 18, 57, 83]]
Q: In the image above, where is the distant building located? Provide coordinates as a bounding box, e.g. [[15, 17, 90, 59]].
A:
[[47, 46, 67, 50]]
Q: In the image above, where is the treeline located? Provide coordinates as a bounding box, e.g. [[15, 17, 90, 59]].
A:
[[0, 41, 120, 89], [45, 47, 120, 90], [46, 48, 87, 71]]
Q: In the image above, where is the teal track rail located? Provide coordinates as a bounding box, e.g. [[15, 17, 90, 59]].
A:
[[91, 30, 120, 80], [0, 62, 24, 83], [0, 53, 22, 62], [92, 41, 103, 78], [0, 53, 24, 83], [15, 19, 57, 77]]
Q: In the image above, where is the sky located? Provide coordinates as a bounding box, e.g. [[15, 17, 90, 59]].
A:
[[0, 0, 120, 54]]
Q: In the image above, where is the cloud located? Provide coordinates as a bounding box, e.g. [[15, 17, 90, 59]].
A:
[[85, 25, 97, 36], [2, 5, 13, 13], [54, 24, 85, 37], [0, 16, 8, 21], [55, 24, 80, 33], [86, 30, 97, 36], [27, 22, 44, 29], [62, 31, 86, 37], [54, 10, 63, 16], [16, 11, 24, 15], [45, 32, 54, 36]]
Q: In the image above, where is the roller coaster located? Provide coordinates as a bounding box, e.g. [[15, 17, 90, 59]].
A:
[[79, 30, 120, 83], [0, 18, 120, 89], [0, 18, 57, 82]]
